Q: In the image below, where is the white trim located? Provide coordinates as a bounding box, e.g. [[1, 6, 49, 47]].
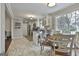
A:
[[5, 3, 14, 18], [5, 3, 14, 39], [0, 3, 5, 54], [0, 3, 2, 54]]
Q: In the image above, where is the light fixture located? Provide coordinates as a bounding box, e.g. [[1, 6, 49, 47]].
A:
[[47, 3, 56, 8], [26, 14, 36, 18], [30, 17, 33, 20], [26, 14, 36, 20]]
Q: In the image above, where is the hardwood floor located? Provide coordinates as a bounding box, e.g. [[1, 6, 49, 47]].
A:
[[6, 37, 50, 56], [24, 35, 33, 41], [5, 38, 12, 52]]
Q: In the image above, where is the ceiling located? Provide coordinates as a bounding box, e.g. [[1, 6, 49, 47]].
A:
[[11, 3, 74, 19]]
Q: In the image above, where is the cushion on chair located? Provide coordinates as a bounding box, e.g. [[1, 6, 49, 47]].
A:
[[55, 49, 70, 56]]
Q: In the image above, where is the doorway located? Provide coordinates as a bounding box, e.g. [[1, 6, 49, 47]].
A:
[[5, 6, 12, 52]]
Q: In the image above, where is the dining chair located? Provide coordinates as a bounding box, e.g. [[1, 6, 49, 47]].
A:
[[39, 34, 52, 56], [74, 32, 79, 56], [53, 33, 72, 56], [53, 35, 71, 56], [75, 32, 79, 47]]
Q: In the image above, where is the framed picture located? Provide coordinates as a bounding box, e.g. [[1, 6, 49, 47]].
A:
[[15, 22, 21, 29]]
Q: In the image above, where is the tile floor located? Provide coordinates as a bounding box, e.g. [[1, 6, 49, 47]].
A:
[[6, 37, 50, 56]]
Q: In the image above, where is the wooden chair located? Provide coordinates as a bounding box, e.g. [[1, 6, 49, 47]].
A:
[[50, 33, 70, 56], [40, 35, 52, 56], [74, 32, 79, 56], [53, 34, 71, 56], [75, 32, 79, 47]]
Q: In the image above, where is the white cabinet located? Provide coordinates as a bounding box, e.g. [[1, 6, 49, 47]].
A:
[[43, 16, 53, 29], [33, 31, 38, 45]]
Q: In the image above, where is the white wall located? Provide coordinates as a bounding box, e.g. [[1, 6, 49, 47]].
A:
[[36, 18, 40, 27], [0, 3, 14, 55], [12, 17, 23, 39], [0, 3, 5, 55], [5, 11, 11, 39], [12, 17, 36, 39], [0, 3, 1, 54], [5, 13, 11, 32], [23, 23, 27, 36], [5, 3, 14, 39]]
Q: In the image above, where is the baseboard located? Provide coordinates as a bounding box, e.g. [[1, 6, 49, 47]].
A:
[[0, 52, 5, 56]]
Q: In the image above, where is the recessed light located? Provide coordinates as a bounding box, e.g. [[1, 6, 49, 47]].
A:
[[47, 3, 56, 8]]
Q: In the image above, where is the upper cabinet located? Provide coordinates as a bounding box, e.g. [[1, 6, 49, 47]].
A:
[[42, 15, 54, 29]]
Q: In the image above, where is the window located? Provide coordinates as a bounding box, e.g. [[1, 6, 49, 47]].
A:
[[76, 10, 79, 31], [56, 10, 79, 34]]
